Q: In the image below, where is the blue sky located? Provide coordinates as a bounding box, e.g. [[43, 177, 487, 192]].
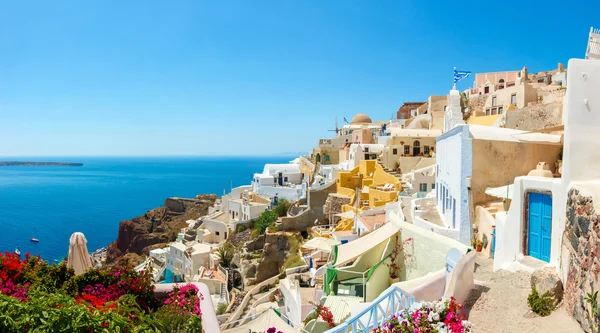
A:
[[0, 1, 597, 156]]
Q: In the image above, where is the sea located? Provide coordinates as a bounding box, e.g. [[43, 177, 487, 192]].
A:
[[0, 155, 297, 262]]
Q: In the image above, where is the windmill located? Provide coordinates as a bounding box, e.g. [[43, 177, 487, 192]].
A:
[[328, 117, 341, 136]]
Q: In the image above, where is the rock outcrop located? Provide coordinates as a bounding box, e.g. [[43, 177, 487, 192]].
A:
[[235, 232, 292, 284], [255, 233, 290, 283], [531, 267, 564, 306], [105, 194, 218, 266]]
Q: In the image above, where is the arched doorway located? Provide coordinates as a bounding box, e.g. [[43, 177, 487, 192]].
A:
[[413, 140, 421, 156], [316, 153, 321, 163]]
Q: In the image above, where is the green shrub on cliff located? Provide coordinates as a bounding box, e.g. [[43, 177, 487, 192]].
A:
[[256, 210, 278, 234], [275, 199, 292, 217]]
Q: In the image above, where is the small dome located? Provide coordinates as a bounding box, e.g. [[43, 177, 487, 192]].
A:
[[351, 113, 372, 125]]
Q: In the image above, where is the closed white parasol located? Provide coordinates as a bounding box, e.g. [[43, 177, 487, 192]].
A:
[[67, 232, 92, 275]]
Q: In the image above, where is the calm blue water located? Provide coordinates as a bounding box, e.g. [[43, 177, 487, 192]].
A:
[[0, 156, 295, 261]]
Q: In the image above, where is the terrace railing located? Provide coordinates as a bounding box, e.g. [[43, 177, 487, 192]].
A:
[[586, 26, 600, 60], [218, 264, 230, 304], [323, 285, 415, 333]]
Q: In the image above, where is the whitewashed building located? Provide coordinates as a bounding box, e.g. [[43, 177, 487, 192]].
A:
[[339, 143, 385, 170], [252, 163, 307, 202], [436, 124, 562, 246]]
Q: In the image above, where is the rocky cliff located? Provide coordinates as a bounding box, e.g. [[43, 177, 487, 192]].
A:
[[105, 194, 218, 266]]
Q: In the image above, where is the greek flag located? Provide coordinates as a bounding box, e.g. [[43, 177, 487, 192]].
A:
[[453, 68, 471, 83]]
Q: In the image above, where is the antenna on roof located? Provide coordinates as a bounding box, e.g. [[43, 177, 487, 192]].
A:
[[327, 117, 340, 136]]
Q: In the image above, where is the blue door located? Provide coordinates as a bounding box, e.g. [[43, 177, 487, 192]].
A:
[[528, 193, 552, 262]]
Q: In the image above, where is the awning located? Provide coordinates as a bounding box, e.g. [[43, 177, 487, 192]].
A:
[[485, 184, 514, 200], [334, 222, 398, 267], [335, 211, 356, 219]]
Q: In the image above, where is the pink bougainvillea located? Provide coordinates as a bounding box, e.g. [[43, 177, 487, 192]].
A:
[[164, 283, 203, 316], [372, 297, 473, 333]]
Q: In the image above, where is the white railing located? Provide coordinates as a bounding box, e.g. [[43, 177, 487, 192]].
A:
[[586, 26, 600, 60], [218, 265, 230, 304], [323, 286, 415, 333], [154, 264, 166, 283]]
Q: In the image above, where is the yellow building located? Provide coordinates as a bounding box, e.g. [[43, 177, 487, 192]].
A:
[[334, 160, 401, 228]]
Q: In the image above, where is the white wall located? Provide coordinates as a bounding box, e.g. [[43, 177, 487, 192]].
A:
[[279, 278, 302, 326], [493, 176, 564, 271], [257, 184, 306, 202], [436, 125, 472, 245], [220, 185, 252, 214], [412, 170, 436, 194], [228, 200, 242, 221], [556, 59, 600, 282], [414, 216, 460, 240], [563, 59, 600, 187], [199, 220, 229, 244], [247, 203, 268, 220], [348, 144, 384, 169], [388, 211, 471, 281]]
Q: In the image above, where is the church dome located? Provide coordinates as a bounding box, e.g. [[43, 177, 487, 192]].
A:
[[350, 113, 372, 125]]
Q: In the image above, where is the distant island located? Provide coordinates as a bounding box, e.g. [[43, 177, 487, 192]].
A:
[[0, 161, 83, 167]]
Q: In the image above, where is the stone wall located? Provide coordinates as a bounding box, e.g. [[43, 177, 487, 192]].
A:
[[323, 194, 351, 225], [502, 100, 564, 131], [279, 209, 317, 231], [563, 188, 600, 333], [467, 94, 487, 116], [279, 181, 338, 230]]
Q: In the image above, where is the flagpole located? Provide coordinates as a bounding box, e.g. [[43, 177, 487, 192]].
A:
[[453, 66, 457, 90]]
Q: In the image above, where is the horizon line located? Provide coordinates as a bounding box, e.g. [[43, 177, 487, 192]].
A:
[[0, 153, 307, 158]]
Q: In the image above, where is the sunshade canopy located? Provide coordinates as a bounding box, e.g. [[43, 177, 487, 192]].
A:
[[485, 184, 514, 200], [334, 222, 398, 267], [303, 237, 341, 252]]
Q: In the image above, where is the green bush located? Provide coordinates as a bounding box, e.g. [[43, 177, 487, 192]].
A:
[[237, 225, 246, 233], [527, 288, 554, 316], [0, 291, 161, 332], [0, 252, 203, 332], [283, 254, 305, 269], [153, 303, 203, 333], [256, 210, 278, 234], [250, 229, 261, 240], [216, 303, 228, 315], [275, 199, 292, 217], [288, 235, 301, 254]]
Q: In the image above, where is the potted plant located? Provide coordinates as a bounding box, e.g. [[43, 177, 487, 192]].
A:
[[475, 240, 483, 252]]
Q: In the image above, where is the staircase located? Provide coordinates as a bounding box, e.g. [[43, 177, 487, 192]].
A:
[[235, 292, 265, 326], [377, 158, 403, 182], [220, 283, 227, 302]]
